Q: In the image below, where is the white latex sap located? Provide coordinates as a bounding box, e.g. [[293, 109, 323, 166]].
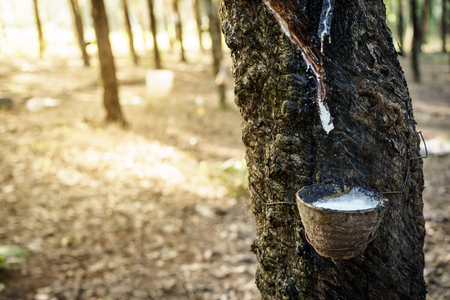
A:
[[312, 189, 377, 210]]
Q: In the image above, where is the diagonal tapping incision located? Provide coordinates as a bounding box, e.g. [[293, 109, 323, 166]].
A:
[[263, 0, 334, 134]]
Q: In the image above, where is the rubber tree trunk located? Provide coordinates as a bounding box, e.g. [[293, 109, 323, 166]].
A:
[[91, 0, 126, 126], [212, 0, 223, 49], [172, 0, 186, 62], [33, 0, 45, 58], [163, 1, 175, 51], [147, 0, 162, 69], [122, 0, 139, 65], [206, 0, 225, 109], [192, 0, 204, 51], [420, 0, 432, 46], [206, 0, 222, 75], [133, 1, 148, 51], [410, 0, 421, 82], [443, 0, 448, 53], [69, 0, 90, 66], [219, 0, 426, 299], [397, 0, 405, 54]]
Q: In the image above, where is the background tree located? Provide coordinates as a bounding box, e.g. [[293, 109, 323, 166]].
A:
[[131, 0, 148, 52], [443, 0, 448, 53], [33, 0, 45, 58], [192, 0, 204, 51], [147, 0, 162, 69], [219, 0, 426, 298], [397, 0, 405, 53], [411, 0, 421, 82], [420, 0, 432, 46], [122, 0, 139, 65], [172, 0, 186, 62], [91, 0, 126, 126], [206, 0, 222, 75], [163, 0, 175, 51], [69, 0, 90, 67], [206, 0, 225, 109]]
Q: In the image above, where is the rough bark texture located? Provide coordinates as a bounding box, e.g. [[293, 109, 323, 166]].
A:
[[147, 0, 162, 69], [122, 0, 139, 66], [219, 0, 426, 299], [91, 0, 126, 125], [69, 0, 90, 66], [33, 0, 45, 58], [172, 0, 186, 62]]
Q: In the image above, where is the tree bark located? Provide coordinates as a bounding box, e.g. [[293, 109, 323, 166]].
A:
[[69, 0, 90, 67], [147, 0, 162, 69], [172, 0, 186, 62], [33, 0, 45, 58], [91, 0, 126, 126], [192, 0, 204, 51], [219, 0, 426, 299], [410, 0, 421, 82], [122, 0, 139, 65]]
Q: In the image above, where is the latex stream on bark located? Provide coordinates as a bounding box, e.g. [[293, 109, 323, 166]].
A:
[[263, 0, 334, 134]]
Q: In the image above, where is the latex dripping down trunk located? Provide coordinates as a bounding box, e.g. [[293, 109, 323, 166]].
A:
[[263, 0, 334, 134]]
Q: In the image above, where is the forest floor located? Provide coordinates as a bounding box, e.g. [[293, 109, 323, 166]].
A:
[[0, 51, 449, 300]]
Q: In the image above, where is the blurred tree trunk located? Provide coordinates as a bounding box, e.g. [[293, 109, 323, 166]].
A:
[[91, 0, 126, 126], [206, 0, 222, 74], [420, 0, 432, 46], [33, 0, 45, 58], [397, 0, 405, 53], [443, 0, 448, 53], [122, 0, 139, 65], [163, 1, 175, 51], [411, 0, 421, 82], [147, 0, 162, 69], [212, 0, 223, 49], [206, 0, 225, 109], [192, 0, 204, 51], [219, 0, 426, 299], [0, 17, 5, 54], [132, 0, 148, 51], [172, 0, 186, 62], [69, 0, 90, 66]]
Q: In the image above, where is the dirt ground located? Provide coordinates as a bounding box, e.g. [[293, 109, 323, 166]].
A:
[[0, 50, 449, 300]]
